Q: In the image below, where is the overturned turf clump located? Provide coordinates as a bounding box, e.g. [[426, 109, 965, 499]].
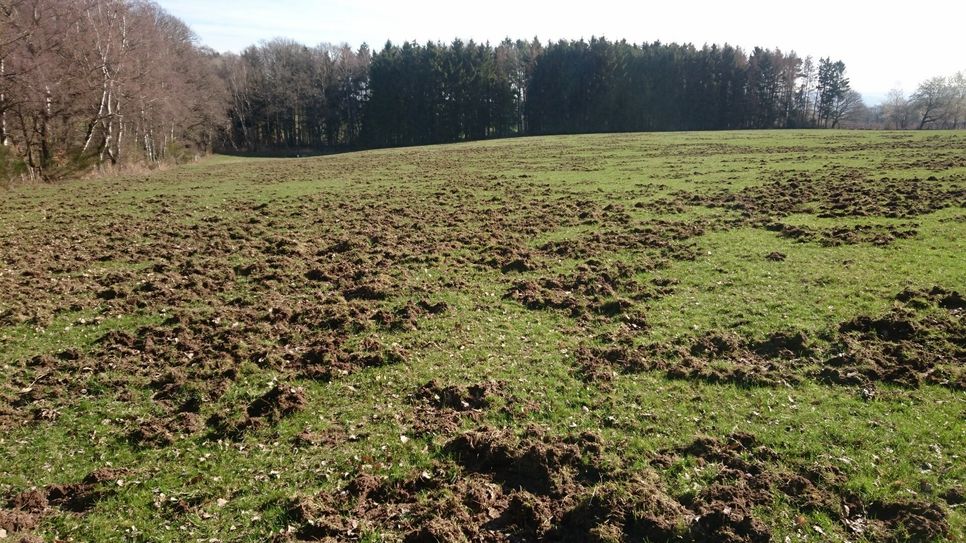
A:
[[371, 299, 449, 331], [819, 286, 965, 389], [246, 384, 308, 420], [295, 336, 409, 382], [855, 499, 951, 543], [129, 412, 204, 448], [538, 220, 706, 260], [277, 426, 696, 542], [765, 222, 918, 247], [477, 245, 547, 273], [574, 330, 811, 386], [573, 286, 963, 391], [442, 426, 605, 496], [1, 468, 128, 538], [274, 428, 950, 542], [504, 260, 673, 329], [665, 432, 949, 543], [683, 173, 966, 221], [405, 380, 503, 436], [411, 379, 496, 411], [207, 384, 307, 440]]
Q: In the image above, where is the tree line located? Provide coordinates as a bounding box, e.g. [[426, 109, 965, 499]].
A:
[[4, 0, 961, 181], [1, 0, 226, 180], [222, 38, 860, 151], [876, 73, 966, 130]]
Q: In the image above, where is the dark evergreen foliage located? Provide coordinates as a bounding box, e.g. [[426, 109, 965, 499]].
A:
[[218, 37, 848, 152]]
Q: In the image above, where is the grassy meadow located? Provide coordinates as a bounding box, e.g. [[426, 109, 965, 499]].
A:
[[0, 130, 964, 542]]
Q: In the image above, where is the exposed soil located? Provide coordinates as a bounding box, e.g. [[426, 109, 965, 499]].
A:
[[667, 432, 949, 543], [574, 286, 963, 391], [277, 426, 695, 542], [538, 220, 705, 261], [405, 380, 503, 436], [2, 134, 964, 541], [574, 330, 811, 387], [681, 172, 966, 221], [819, 286, 965, 389], [273, 428, 950, 542], [1, 468, 127, 537], [130, 411, 204, 447], [766, 222, 918, 247], [207, 383, 308, 439], [504, 259, 674, 329]]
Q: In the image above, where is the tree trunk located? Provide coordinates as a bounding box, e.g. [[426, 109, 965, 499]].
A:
[[40, 85, 52, 172], [100, 86, 114, 163], [114, 96, 123, 163], [82, 78, 109, 152], [1, 58, 8, 146]]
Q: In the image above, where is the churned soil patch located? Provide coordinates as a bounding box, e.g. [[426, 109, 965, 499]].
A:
[[819, 286, 965, 390], [1, 468, 129, 538], [574, 330, 811, 386]]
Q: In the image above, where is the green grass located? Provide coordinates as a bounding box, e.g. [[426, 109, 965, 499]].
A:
[[1, 130, 964, 542]]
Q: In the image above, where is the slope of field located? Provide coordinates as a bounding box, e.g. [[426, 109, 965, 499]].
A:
[[0, 130, 964, 542]]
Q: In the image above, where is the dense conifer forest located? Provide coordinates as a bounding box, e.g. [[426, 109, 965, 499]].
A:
[[2, 0, 964, 179]]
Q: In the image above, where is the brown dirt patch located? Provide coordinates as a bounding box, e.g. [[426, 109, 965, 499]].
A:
[[766, 222, 918, 247], [505, 259, 670, 329], [404, 380, 503, 436], [1, 468, 128, 537], [538, 220, 705, 261], [574, 330, 811, 386], [665, 432, 949, 543], [765, 251, 786, 261], [272, 426, 951, 542], [819, 286, 965, 389], [295, 336, 408, 382], [130, 412, 205, 447], [207, 384, 307, 440], [443, 426, 604, 496], [277, 426, 695, 542], [683, 173, 965, 221]]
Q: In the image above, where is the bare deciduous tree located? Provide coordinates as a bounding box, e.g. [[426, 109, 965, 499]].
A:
[[948, 71, 966, 129], [884, 89, 911, 129], [911, 76, 953, 129], [0, 0, 226, 179], [828, 89, 864, 128]]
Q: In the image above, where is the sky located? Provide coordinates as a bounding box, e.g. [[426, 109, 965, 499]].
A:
[[157, 0, 965, 105]]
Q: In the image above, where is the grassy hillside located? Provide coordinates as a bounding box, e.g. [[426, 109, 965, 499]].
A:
[[1, 130, 964, 542]]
